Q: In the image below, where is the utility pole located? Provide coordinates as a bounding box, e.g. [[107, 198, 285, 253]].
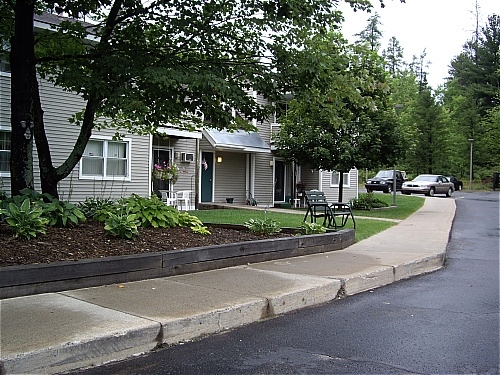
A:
[[468, 138, 474, 190]]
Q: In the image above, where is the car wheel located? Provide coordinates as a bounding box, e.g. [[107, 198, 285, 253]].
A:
[[446, 187, 453, 197], [366, 189, 372, 193], [402, 191, 411, 195], [458, 184, 462, 191], [427, 187, 435, 197], [386, 185, 392, 194]]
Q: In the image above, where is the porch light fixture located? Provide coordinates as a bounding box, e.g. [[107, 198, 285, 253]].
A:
[[217, 156, 223, 163]]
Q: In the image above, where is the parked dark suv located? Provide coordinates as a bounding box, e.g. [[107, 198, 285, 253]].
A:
[[365, 170, 407, 193]]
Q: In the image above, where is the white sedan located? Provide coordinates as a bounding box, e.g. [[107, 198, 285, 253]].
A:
[[402, 174, 454, 197]]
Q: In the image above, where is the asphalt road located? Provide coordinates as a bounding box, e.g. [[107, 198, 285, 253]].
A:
[[70, 191, 499, 375]]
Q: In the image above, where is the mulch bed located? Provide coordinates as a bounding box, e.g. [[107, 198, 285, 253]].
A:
[[0, 220, 295, 267]]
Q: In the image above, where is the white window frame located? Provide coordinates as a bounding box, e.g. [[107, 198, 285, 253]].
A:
[[0, 129, 11, 177], [330, 171, 350, 188], [79, 137, 132, 181]]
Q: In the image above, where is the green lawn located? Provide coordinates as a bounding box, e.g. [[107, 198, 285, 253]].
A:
[[190, 194, 424, 243], [352, 194, 425, 220]]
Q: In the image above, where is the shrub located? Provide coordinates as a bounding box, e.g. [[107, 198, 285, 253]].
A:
[[0, 198, 49, 239], [244, 217, 281, 235], [350, 192, 389, 210]]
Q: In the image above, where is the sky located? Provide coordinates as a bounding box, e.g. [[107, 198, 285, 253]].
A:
[[338, 0, 498, 88]]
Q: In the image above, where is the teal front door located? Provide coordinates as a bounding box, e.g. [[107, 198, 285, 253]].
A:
[[201, 152, 213, 202]]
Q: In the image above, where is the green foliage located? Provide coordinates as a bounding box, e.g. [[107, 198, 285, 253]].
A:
[[350, 193, 389, 210], [1, 188, 85, 228], [442, 15, 500, 176], [0, 199, 49, 239], [274, 29, 404, 194], [43, 197, 86, 227], [178, 212, 211, 235], [118, 194, 179, 228], [78, 197, 116, 219], [1, 188, 44, 206], [405, 86, 449, 175], [244, 217, 282, 235], [104, 210, 140, 239], [297, 222, 327, 235]]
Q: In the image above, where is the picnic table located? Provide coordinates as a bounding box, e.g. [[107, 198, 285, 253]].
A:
[[303, 190, 356, 229]]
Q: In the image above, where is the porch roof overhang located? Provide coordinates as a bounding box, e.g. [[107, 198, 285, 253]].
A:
[[157, 126, 202, 139], [202, 129, 271, 153]]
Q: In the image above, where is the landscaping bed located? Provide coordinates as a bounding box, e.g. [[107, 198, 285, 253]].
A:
[[0, 221, 354, 299]]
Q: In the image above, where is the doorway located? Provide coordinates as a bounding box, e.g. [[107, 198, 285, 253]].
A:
[[274, 160, 285, 202], [201, 152, 214, 202]]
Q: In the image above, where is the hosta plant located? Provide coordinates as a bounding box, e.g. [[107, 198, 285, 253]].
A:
[[178, 212, 211, 235], [244, 217, 281, 235], [0, 198, 49, 239], [104, 211, 141, 239], [297, 221, 327, 235]]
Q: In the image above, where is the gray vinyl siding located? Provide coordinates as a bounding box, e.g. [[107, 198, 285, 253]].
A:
[[253, 153, 274, 206], [320, 168, 359, 203], [251, 95, 274, 205], [297, 165, 359, 203], [2, 75, 151, 202], [299, 168, 319, 191], [213, 151, 247, 204], [0, 73, 12, 194]]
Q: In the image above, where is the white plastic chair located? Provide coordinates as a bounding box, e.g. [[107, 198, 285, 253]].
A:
[[175, 190, 191, 210], [159, 190, 177, 207]]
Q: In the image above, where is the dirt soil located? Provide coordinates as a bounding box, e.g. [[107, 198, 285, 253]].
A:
[[0, 220, 294, 268]]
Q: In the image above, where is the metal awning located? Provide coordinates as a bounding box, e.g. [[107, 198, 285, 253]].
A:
[[202, 129, 271, 153], [157, 126, 202, 139]]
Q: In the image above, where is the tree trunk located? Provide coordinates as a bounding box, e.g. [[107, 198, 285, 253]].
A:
[[338, 170, 344, 203], [10, 0, 36, 196]]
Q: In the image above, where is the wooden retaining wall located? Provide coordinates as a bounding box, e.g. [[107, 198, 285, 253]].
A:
[[0, 228, 355, 299]]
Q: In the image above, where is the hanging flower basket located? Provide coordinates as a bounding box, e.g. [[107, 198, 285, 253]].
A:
[[152, 162, 179, 184]]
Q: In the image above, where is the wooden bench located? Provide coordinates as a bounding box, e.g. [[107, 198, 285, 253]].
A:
[[303, 190, 355, 229]]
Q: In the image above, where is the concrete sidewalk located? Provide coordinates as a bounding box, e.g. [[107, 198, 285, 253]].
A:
[[1, 197, 455, 375]]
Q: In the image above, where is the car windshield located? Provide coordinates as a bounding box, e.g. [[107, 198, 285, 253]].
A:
[[414, 175, 437, 182], [375, 170, 393, 178]]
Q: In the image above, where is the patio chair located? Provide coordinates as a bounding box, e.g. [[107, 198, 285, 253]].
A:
[[159, 190, 177, 207], [176, 190, 191, 210]]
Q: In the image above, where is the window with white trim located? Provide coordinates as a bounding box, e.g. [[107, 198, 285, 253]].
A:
[[330, 171, 350, 187], [0, 130, 11, 173], [80, 139, 130, 179]]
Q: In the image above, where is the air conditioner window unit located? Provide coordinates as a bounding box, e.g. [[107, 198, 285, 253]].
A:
[[181, 152, 194, 162]]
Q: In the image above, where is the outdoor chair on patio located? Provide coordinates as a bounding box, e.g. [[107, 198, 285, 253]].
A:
[[175, 190, 191, 210], [159, 190, 177, 207]]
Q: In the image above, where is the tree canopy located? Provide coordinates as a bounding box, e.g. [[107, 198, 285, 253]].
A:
[[273, 29, 404, 201], [444, 14, 500, 177], [2, 0, 389, 198]]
